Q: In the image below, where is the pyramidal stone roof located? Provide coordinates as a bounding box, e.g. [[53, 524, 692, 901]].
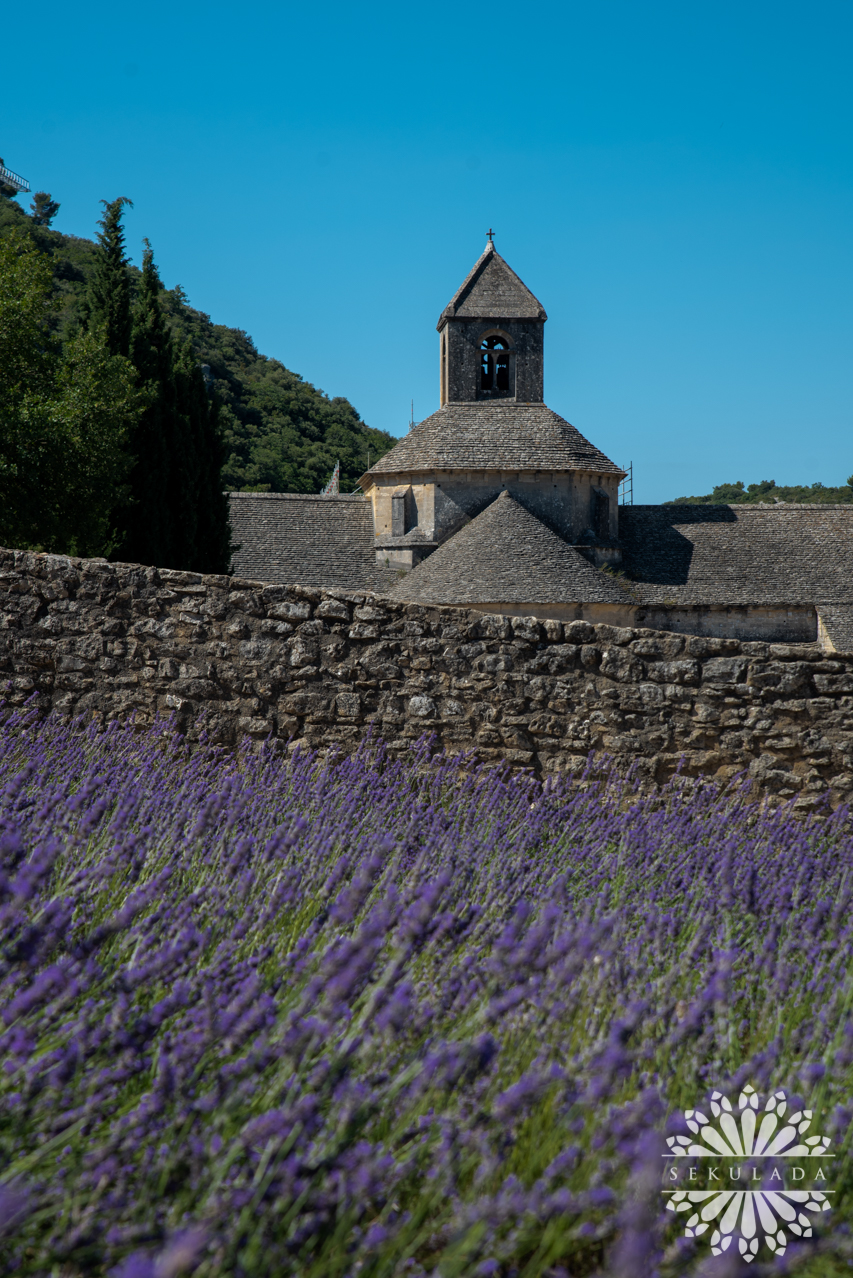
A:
[[367, 403, 624, 477], [438, 242, 547, 326], [387, 492, 627, 606]]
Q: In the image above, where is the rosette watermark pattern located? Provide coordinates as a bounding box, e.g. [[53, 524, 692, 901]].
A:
[[664, 1085, 832, 1262]]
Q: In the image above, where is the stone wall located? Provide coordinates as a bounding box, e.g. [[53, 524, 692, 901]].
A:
[[3, 548, 853, 810], [461, 600, 817, 644]]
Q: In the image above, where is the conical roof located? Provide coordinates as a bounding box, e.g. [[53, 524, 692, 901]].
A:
[[366, 403, 624, 477], [387, 492, 627, 606], [438, 242, 546, 326]]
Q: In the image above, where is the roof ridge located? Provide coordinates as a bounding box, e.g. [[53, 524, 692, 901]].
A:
[[227, 492, 366, 502]]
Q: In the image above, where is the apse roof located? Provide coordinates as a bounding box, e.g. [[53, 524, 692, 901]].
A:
[[365, 403, 624, 478]]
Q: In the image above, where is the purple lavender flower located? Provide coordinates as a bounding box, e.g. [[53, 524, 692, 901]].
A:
[[0, 710, 848, 1275]]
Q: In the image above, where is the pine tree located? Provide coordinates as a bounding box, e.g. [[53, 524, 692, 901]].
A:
[[29, 192, 60, 227], [86, 197, 133, 357], [119, 243, 176, 566]]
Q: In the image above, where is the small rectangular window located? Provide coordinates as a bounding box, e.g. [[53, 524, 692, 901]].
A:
[[391, 492, 406, 537]]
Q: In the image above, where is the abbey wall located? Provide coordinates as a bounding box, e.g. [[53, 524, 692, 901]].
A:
[[3, 548, 853, 810]]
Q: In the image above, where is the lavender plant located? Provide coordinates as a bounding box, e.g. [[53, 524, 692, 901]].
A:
[[0, 706, 852, 1277]]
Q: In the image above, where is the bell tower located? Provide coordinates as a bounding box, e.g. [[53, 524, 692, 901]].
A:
[[437, 236, 547, 406]]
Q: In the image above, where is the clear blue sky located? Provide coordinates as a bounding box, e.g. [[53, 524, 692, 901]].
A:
[[4, 1, 853, 501]]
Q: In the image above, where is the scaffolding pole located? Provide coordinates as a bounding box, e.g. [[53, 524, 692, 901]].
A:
[[619, 461, 634, 506]]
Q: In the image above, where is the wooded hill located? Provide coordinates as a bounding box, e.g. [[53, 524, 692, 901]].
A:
[[666, 478, 853, 505], [0, 195, 395, 496]]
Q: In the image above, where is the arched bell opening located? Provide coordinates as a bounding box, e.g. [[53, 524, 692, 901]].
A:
[[478, 331, 515, 399]]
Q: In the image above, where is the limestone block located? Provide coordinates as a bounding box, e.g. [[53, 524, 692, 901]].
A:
[[749, 662, 812, 693], [260, 620, 294, 637], [336, 692, 361, 718], [511, 617, 541, 643], [594, 625, 634, 646], [172, 679, 220, 699], [439, 699, 465, 716], [814, 674, 853, 694], [268, 600, 312, 621], [630, 635, 685, 659], [599, 648, 642, 683], [476, 614, 512, 640], [645, 659, 700, 685], [408, 694, 437, 717], [316, 599, 351, 620], [701, 656, 749, 684], [226, 591, 265, 616], [238, 717, 272, 736]]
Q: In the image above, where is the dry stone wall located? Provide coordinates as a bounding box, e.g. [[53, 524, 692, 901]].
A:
[[3, 549, 853, 810]]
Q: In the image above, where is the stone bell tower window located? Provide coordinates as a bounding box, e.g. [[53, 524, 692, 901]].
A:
[[480, 335, 514, 396]]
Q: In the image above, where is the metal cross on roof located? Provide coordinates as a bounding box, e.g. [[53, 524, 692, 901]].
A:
[[486, 228, 495, 243]]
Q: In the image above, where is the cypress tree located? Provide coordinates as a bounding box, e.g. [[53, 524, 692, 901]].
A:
[[119, 243, 176, 566], [119, 245, 233, 572], [174, 343, 233, 572], [200, 396, 234, 572], [172, 341, 203, 568], [86, 197, 133, 357]]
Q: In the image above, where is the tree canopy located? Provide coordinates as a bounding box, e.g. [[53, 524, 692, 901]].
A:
[[0, 200, 234, 571], [0, 193, 396, 497], [30, 192, 60, 227], [666, 477, 853, 505], [0, 232, 143, 556]]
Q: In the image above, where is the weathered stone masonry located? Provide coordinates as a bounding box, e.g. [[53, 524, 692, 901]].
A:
[[3, 549, 853, 810]]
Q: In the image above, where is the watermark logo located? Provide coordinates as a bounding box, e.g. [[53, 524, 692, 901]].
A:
[[663, 1084, 832, 1262]]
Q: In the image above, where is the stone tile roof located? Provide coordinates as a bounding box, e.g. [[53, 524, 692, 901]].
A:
[[817, 606, 853, 653], [228, 493, 399, 592], [387, 492, 627, 606], [366, 403, 624, 478], [621, 504, 853, 605], [439, 243, 546, 325], [228, 494, 853, 614]]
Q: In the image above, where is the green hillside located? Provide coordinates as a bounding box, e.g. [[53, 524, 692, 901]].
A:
[[0, 194, 395, 495], [665, 477, 853, 505]]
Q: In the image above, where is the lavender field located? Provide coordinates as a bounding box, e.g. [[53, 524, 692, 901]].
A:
[[1, 708, 852, 1278]]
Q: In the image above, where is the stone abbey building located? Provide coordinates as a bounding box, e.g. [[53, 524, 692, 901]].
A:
[[229, 241, 853, 651]]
